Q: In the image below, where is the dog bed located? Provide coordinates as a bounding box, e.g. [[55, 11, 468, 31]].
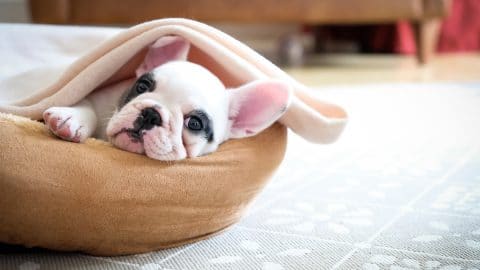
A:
[[0, 19, 347, 255]]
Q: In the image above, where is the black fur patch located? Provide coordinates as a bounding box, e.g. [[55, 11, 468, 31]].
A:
[[185, 110, 214, 142], [119, 73, 156, 108]]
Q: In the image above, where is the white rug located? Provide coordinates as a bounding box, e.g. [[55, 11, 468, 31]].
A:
[[1, 82, 480, 269]]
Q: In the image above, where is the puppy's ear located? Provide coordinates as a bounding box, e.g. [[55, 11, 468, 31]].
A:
[[227, 80, 291, 139], [136, 36, 190, 77]]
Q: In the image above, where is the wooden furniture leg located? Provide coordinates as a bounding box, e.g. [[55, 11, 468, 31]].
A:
[[414, 19, 442, 64]]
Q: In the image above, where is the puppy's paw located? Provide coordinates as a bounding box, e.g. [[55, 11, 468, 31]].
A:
[[43, 107, 88, 143]]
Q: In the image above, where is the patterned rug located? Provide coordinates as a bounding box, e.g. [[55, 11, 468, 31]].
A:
[[2, 82, 480, 270]]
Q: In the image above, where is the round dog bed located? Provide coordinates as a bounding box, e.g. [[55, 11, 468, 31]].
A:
[[0, 113, 286, 255]]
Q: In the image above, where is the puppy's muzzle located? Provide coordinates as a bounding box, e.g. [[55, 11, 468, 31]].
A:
[[129, 107, 162, 140]]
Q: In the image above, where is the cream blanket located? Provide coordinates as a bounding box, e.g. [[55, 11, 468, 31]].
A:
[[0, 18, 347, 143]]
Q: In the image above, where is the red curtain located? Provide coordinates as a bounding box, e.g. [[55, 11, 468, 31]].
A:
[[312, 0, 480, 54], [395, 0, 480, 54]]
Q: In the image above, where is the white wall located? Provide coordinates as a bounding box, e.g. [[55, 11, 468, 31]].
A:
[[0, 0, 31, 23]]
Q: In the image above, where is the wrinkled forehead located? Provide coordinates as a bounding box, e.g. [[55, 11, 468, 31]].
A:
[[150, 61, 227, 114]]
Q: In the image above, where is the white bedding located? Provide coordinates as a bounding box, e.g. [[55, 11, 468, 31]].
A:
[[0, 23, 120, 103]]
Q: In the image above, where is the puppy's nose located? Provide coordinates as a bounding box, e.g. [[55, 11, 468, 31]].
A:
[[134, 107, 162, 131]]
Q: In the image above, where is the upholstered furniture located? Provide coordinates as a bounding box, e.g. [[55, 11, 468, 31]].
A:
[[29, 0, 451, 63]]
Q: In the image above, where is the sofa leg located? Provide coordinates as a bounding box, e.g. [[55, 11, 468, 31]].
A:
[[414, 19, 441, 64]]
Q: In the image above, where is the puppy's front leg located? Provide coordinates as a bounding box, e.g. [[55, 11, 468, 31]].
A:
[[43, 100, 97, 143]]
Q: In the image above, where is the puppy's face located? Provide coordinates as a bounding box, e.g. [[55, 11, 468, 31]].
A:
[[105, 36, 291, 161], [106, 61, 228, 160]]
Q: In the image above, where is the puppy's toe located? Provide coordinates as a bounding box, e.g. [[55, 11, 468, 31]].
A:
[[55, 122, 73, 138], [43, 111, 51, 122]]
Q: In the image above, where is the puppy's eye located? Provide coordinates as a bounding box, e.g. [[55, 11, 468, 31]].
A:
[[119, 73, 156, 108], [136, 79, 153, 94], [184, 110, 214, 142], [185, 116, 203, 131]]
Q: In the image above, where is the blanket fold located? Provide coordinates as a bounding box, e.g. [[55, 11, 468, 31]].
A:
[[0, 18, 346, 144]]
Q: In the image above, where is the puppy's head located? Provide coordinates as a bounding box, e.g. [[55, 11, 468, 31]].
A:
[[106, 36, 291, 161]]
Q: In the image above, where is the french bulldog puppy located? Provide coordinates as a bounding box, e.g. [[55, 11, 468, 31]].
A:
[[42, 36, 291, 161]]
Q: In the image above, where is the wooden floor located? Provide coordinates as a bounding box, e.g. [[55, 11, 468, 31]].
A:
[[285, 53, 480, 86]]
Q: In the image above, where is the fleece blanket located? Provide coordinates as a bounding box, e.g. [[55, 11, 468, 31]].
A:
[[0, 19, 346, 255], [0, 18, 347, 143]]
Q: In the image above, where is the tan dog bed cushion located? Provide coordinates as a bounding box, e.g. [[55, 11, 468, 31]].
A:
[[0, 113, 286, 256], [0, 19, 347, 255]]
